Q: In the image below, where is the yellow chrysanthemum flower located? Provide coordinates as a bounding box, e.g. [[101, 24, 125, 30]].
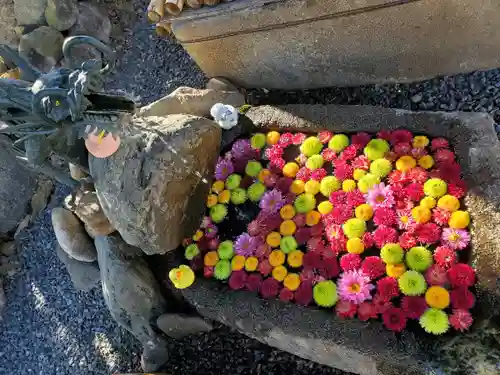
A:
[[418, 155, 435, 169], [449, 210, 470, 229], [290, 180, 305, 195], [425, 286, 450, 309], [346, 238, 364, 254], [412, 135, 430, 148], [342, 179, 357, 192], [355, 203, 374, 221], [266, 232, 282, 248], [396, 156, 417, 172]]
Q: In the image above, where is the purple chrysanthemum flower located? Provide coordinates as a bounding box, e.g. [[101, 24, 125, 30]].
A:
[[234, 233, 257, 256], [441, 228, 470, 250], [259, 189, 285, 213], [337, 270, 374, 304], [231, 139, 254, 160], [215, 159, 234, 180], [365, 183, 395, 209], [204, 223, 218, 239]]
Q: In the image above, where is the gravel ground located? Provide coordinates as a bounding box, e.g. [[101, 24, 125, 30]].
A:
[[2, 0, 500, 374]]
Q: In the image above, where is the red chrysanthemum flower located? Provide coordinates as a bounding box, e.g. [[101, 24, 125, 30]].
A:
[[406, 183, 425, 201], [377, 130, 392, 141], [318, 131, 333, 143], [229, 270, 248, 290], [357, 302, 378, 321], [434, 148, 455, 163], [339, 253, 362, 271], [258, 260, 273, 276], [432, 207, 451, 226], [306, 237, 326, 254], [295, 227, 312, 245], [425, 264, 448, 286], [393, 142, 412, 156], [415, 223, 441, 244], [362, 232, 375, 248], [448, 263, 476, 287], [431, 138, 450, 150], [351, 155, 370, 170], [294, 281, 314, 306], [411, 147, 428, 159], [321, 257, 340, 279], [329, 191, 348, 206], [336, 300, 357, 319], [372, 294, 393, 314], [449, 309, 473, 332], [190, 255, 204, 272], [279, 288, 295, 302], [334, 162, 354, 180], [302, 251, 323, 269], [310, 168, 328, 181], [376, 277, 400, 300], [433, 246, 457, 269], [321, 148, 337, 161], [373, 207, 397, 227], [346, 190, 366, 207], [329, 238, 347, 255], [295, 167, 311, 181], [361, 256, 385, 279], [434, 162, 462, 183], [204, 266, 215, 278], [255, 244, 271, 259], [382, 307, 407, 332], [292, 132, 307, 145], [293, 213, 307, 227], [395, 198, 414, 211], [310, 223, 324, 237], [265, 144, 284, 159], [351, 132, 372, 148], [407, 167, 428, 184], [300, 268, 315, 283], [259, 277, 281, 299], [390, 130, 413, 145], [248, 274, 264, 291], [270, 157, 286, 169], [399, 232, 417, 249], [328, 206, 353, 225], [450, 287, 475, 310], [373, 225, 398, 248], [339, 145, 358, 161], [447, 181, 466, 199], [401, 296, 427, 319], [388, 170, 405, 185]]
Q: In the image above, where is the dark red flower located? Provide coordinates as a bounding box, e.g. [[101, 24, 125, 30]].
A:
[[310, 168, 327, 181], [279, 288, 295, 303], [284, 192, 296, 205], [361, 256, 385, 280], [293, 213, 307, 227], [393, 142, 412, 156], [425, 264, 448, 286], [255, 244, 271, 260], [321, 257, 340, 278], [449, 309, 473, 332], [335, 300, 357, 319], [450, 287, 475, 310], [415, 223, 441, 244], [357, 302, 378, 321], [204, 266, 215, 278], [399, 232, 417, 249], [372, 294, 393, 314], [406, 183, 425, 201], [240, 175, 254, 189], [432, 207, 451, 226], [295, 167, 311, 181], [334, 162, 354, 180], [407, 167, 428, 184], [377, 130, 392, 141], [448, 263, 476, 287], [307, 237, 327, 254], [303, 251, 323, 269], [434, 162, 462, 183], [447, 181, 466, 199], [276, 177, 293, 194], [310, 223, 324, 237], [339, 145, 358, 161], [189, 255, 203, 272], [269, 157, 285, 169], [294, 281, 313, 306], [434, 148, 455, 163], [268, 162, 284, 175], [339, 253, 362, 271], [300, 268, 315, 283], [434, 246, 457, 269], [373, 207, 397, 227], [246, 273, 263, 292], [351, 155, 370, 170], [382, 307, 407, 332], [229, 270, 248, 290], [258, 260, 273, 276], [295, 227, 312, 245], [373, 225, 398, 248], [376, 277, 400, 300], [401, 296, 427, 319], [259, 277, 281, 299], [431, 138, 450, 150], [390, 130, 413, 145], [351, 132, 372, 148]]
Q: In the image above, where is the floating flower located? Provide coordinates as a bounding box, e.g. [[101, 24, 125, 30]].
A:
[[204, 251, 219, 267], [406, 246, 433, 272], [258, 260, 273, 276], [266, 131, 281, 145], [419, 308, 449, 335], [431, 137, 449, 150], [306, 211, 321, 226], [260, 277, 280, 299], [357, 302, 378, 321], [294, 193, 317, 213], [425, 286, 450, 309], [320, 176, 342, 197], [437, 195, 460, 212], [184, 244, 200, 260], [346, 238, 365, 254], [279, 288, 294, 302], [425, 265, 448, 286], [260, 189, 285, 213], [433, 246, 456, 269], [412, 135, 429, 148], [279, 220, 296, 236], [449, 309, 473, 332], [272, 265, 288, 281], [231, 188, 247, 205], [294, 227, 311, 245], [338, 253, 361, 272], [355, 203, 374, 221], [381, 243, 404, 264], [441, 228, 470, 250], [247, 182, 266, 202], [376, 277, 399, 300], [311, 168, 328, 181], [335, 300, 357, 318], [225, 174, 242, 190], [318, 201, 334, 215], [295, 281, 314, 306], [450, 287, 475, 310], [300, 136, 323, 156], [395, 156, 416, 172], [306, 155, 324, 170], [328, 134, 349, 152], [406, 183, 425, 202], [361, 256, 385, 280], [401, 296, 427, 319], [217, 240, 234, 260], [231, 255, 246, 271], [411, 205, 431, 224], [370, 158, 392, 178], [287, 250, 304, 268], [396, 209, 415, 231], [373, 225, 398, 248], [280, 236, 298, 254], [235, 233, 257, 257], [342, 179, 357, 192], [398, 270, 427, 296], [415, 223, 441, 244], [284, 273, 301, 291], [364, 139, 390, 160], [423, 178, 447, 198], [334, 162, 354, 181], [215, 159, 235, 181], [352, 155, 370, 171], [448, 263, 475, 287], [447, 182, 466, 199], [245, 256, 259, 272], [448, 211, 470, 229], [214, 260, 232, 280], [313, 280, 338, 307], [390, 129, 413, 145], [373, 207, 397, 227], [386, 263, 406, 278], [169, 265, 195, 289], [383, 307, 407, 332], [206, 194, 218, 208], [433, 207, 451, 226], [229, 270, 248, 290], [269, 249, 285, 267], [365, 183, 395, 208], [292, 132, 307, 145], [418, 155, 435, 170]]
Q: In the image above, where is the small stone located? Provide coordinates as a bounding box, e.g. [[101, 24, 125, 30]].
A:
[[0, 242, 17, 257], [14, 0, 46, 26], [51, 207, 97, 262], [56, 245, 100, 292], [0, 256, 21, 277], [44, 0, 78, 31], [30, 178, 54, 223], [69, 2, 111, 42], [19, 26, 64, 71], [156, 313, 213, 339], [68, 163, 88, 181], [411, 93, 423, 103]]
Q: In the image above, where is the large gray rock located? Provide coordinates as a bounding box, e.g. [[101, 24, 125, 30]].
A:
[[90, 114, 221, 255], [0, 139, 37, 235], [156, 313, 213, 339], [69, 2, 111, 42], [14, 0, 46, 26], [51, 207, 97, 262], [44, 0, 78, 31], [0, 0, 20, 48], [94, 233, 169, 372], [56, 245, 100, 292], [18, 26, 64, 71]]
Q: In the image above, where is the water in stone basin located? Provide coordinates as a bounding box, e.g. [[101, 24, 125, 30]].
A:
[[173, 129, 476, 335]]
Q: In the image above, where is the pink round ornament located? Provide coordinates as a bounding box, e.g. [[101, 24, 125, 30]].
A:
[[85, 131, 121, 158]]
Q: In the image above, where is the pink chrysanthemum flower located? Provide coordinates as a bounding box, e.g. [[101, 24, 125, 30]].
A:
[[357, 302, 378, 321], [325, 224, 344, 242], [278, 132, 293, 146], [292, 132, 307, 145], [433, 246, 457, 269], [396, 209, 415, 231], [365, 183, 395, 209], [270, 157, 286, 169], [407, 167, 428, 184], [399, 232, 417, 249], [405, 183, 424, 201], [325, 206, 353, 225], [339, 145, 358, 161], [393, 142, 412, 156], [329, 191, 348, 206], [372, 225, 398, 248], [450, 287, 475, 310], [351, 155, 370, 170], [447, 181, 466, 199], [318, 131, 333, 143], [265, 144, 283, 160], [346, 190, 365, 207], [373, 207, 397, 227], [295, 167, 311, 181], [431, 138, 449, 150], [334, 162, 354, 180], [321, 148, 337, 161], [449, 309, 473, 332], [214, 159, 234, 180], [234, 233, 257, 257], [295, 227, 312, 245], [276, 177, 293, 194], [339, 253, 362, 272], [425, 264, 448, 286], [329, 238, 347, 255], [441, 228, 471, 250], [204, 266, 215, 278], [336, 300, 357, 319], [259, 189, 285, 213], [310, 168, 327, 181], [362, 232, 375, 248], [432, 207, 451, 226], [338, 270, 374, 304], [415, 223, 441, 244], [434, 148, 455, 163]]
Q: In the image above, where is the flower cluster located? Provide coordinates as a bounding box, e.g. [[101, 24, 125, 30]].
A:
[[178, 130, 476, 335]]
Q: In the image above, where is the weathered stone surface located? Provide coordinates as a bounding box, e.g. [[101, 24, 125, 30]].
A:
[[19, 26, 64, 71], [30, 178, 54, 223], [138, 86, 245, 118], [44, 0, 78, 31], [56, 245, 100, 292], [14, 0, 46, 26], [51, 207, 97, 262], [90, 114, 221, 255], [0, 138, 37, 235], [205, 77, 239, 92], [0, 0, 20, 48], [64, 189, 115, 238], [156, 313, 213, 339], [0, 278, 5, 321], [95, 233, 169, 372], [69, 2, 111, 42], [172, 0, 500, 89], [0, 242, 17, 257], [68, 162, 89, 181]]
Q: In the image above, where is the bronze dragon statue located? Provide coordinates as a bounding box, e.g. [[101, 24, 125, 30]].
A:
[[0, 36, 135, 187]]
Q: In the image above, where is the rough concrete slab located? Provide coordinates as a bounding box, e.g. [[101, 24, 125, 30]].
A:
[[171, 0, 500, 89]]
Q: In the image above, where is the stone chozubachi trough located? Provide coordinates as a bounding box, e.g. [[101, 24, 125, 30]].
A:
[[160, 105, 500, 375]]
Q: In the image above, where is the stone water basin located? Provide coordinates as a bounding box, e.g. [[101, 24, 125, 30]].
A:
[[162, 105, 500, 375]]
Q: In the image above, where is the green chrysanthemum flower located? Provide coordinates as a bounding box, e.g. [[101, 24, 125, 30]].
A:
[[231, 188, 247, 205], [280, 236, 298, 254], [313, 280, 338, 307], [214, 260, 232, 280], [381, 243, 404, 264], [364, 139, 390, 161], [294, 193, 316, 213], [370, 158, 392, 178], [328, 134, 350, 153], [225, 174, 242, 190], [245, 160, 262, 177], [406, 246, 433, 272], [419, 308, 449, 335], [247, 182, 266, 202], [300, 136, 323, 157], [320, 176, 341, 197], [210, 204, 228, 223], [342, 218, 366, 239], [357, 173, 380, 193], [423, 178, 447, 198], [184, 244, 200, 260], [398, 270, 427, 296], [250, 133, 266, 149], [217, 240, 234, 260], [306, 155, 324, 170]]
